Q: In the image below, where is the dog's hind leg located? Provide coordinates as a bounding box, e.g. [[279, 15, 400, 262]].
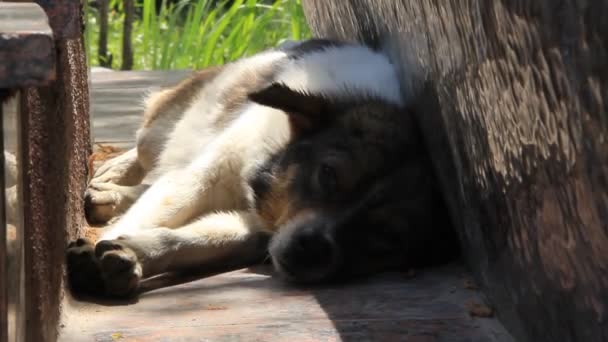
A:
[[86, 67, 225, 224], [97, 99, 279, 240], [86, 118, 169, 223], [89, 148, 144, 186], [85, 148, 151, 223], [85, 127, 161, 223], [68, 110, 276, 295], [84, 182, 150, 224], [89, 98, 169, 187], [68, 210, 269, 297], [85, 115, 176, 223], [85, 101, 184, 223]]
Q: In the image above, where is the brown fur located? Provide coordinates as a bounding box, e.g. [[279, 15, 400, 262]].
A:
[[257, 166, 297, 230], [215, 64, 279, 128], [142, 65, 224, 128], [142, 62, 280, 131]]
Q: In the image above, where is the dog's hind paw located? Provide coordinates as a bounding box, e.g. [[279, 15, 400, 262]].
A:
[[66, 238, 142, 298], [84, 182, 125, 224], [90, 148, 141, 185], [84, 182, 145, 224]]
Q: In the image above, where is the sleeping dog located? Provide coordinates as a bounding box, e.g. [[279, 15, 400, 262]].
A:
[[67, 39, 458, 297]]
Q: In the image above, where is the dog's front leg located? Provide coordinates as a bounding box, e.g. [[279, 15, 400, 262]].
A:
[[100, 139, 248, 240], [67, 210, 270, 297]]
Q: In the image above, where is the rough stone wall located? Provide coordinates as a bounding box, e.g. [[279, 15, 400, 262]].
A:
[[302, 1, 608, 342]]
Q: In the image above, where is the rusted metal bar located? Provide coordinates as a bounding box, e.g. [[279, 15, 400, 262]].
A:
[[0, 4, 56, 342], [0, 1, 90, 342], [19, 36, 90, 342], [0, 3, 55, 88], [33, 0, 83, 41]]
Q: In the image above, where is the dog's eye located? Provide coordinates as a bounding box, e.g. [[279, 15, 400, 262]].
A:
[[318, 164, 338, 193]]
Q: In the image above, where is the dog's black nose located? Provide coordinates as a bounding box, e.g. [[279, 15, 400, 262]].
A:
[[290, 227, 333, 266], [270, 223, 338, 283]]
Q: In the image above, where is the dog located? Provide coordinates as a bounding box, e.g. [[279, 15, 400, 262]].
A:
[[66, 39, 458, 297]]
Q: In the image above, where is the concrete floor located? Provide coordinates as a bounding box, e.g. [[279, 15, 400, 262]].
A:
[[58, 69, 515, 342]]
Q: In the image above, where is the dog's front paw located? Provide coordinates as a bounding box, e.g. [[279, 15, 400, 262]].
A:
[[66, 238, 142, 298], [95, 239, 143, 297], [67, 238, 105, 296]]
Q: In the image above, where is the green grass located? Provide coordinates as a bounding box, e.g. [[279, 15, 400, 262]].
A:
[[85, 0, 311, 70]]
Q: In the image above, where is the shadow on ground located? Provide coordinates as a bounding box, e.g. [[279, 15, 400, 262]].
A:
[[61, 261, 514, 341]]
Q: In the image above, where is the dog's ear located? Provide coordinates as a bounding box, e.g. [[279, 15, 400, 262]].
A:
[[248, 83, 328, 136]]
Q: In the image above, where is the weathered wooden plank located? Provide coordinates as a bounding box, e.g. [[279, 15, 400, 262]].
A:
[[302, 1, 608, 342], [0, 3, 55, 88], [91, 70, 191, 89], [60, 263, 514, 342], [90, 70, 191, 145], [4, 69, 193, 148]]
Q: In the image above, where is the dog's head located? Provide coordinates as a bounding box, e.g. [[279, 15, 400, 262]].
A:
[[248, 83, 458, 283]]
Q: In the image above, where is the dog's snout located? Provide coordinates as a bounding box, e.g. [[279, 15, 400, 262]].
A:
[[269, 218, 339, 283], [292, 228, 333, 263]]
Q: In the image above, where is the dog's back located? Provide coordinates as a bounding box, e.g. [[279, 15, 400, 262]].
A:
[[140, 38, 403, 193], [140, 46, 292, 181]]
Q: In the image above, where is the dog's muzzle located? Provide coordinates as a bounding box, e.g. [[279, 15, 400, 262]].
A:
[[269, 211, 340, 283]]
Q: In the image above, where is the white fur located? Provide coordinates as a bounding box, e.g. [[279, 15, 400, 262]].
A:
[[102, 103, 289, 240], [276, 45, 404, 106], [151, 50, 289, 178], [76, 40, 404, 295]]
